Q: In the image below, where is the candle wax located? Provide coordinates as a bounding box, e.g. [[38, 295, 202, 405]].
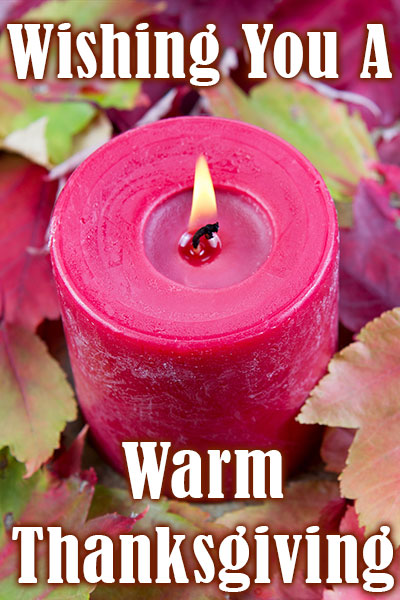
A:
[[50, 117, 338, 485], [146, 187, 272, 288]]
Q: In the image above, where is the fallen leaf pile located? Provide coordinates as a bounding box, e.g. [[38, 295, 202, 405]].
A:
[[1, 0, 400, 598]]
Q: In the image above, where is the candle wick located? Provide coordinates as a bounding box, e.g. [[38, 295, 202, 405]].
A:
[[192, 222, 219, 249]]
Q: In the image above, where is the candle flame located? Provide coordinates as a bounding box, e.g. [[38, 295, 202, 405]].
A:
[[189, 155, 217, 230]]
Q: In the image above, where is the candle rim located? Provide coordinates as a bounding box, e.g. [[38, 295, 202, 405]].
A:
[[142, 182, 274, 288], [50, 116, 338, 346]]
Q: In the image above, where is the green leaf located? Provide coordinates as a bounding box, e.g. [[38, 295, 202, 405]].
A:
[[62, 80, 142, 110], [89, 485, 217, 536], [22, 0, 152, 29], [0, 452, 139, 599], [12, 0, 154, 110], [204, 79, 377, 206], [0, 572, 92, 600], [44, 588, 92, 600], [0, 0, 156, 164], [12, 95, 96, 165], [90, 483, 341, 599], [0, 36, 100, 166], [215, 479, 340, 531], [0, 76, 99, 166], [92, 584, 221, 600], [0, 454, 94, 599], [0, 450, 44, 544], [298, 308, 400, 545], [90, 487, 226, 600], [0, 323, 77, 476], [215, 480, 340, 599]]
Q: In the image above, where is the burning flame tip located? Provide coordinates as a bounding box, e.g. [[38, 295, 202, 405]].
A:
[[189, 155, 217, 230]]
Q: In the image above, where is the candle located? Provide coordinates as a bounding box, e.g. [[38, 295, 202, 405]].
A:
[[50, 117, 338, 479]]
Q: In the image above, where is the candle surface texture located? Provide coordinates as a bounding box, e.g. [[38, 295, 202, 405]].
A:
[[50, 117, 339, 476]]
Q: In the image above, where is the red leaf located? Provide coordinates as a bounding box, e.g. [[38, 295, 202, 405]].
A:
[[51, 425, 89, 480], [241, 575, 325, 599], [271, 0, 400, 128], [319, 498, 348, 532], [339, 167, 400, 331], [0, 0, 45, 29], [379, 133, 400, 167], [216, 480, 340, 600], [0, 154, 59, 330], [0, 455, 141, 597], [323, 507, 400, 599], [339, 505, 365, 538], [148, 0, 278, 48], [321, 427, 356, 474]]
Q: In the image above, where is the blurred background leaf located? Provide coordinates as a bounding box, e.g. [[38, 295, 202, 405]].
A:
[[204, 79, 377, 207]]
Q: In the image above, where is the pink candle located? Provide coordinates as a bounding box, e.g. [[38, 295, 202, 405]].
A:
[[50, 117, 338, 477]]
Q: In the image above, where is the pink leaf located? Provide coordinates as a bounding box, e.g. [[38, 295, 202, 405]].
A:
[[299, 309, 400, 544]]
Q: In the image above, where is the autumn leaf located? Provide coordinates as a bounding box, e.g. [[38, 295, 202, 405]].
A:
[[87, 462, 339, 600], [21, 0, 152, 28], [241, 575, 324, 600], [0, 449, 43, 543], [271, 0, 400, 129], [0, 61, 99, 166], [89, 486, 226, 599], [88, 486, 221, 537], [379, 132, 400, 167], [51, 425, 89, 480], [299, 309, 400, 429], [339, 166, 400, 332], [323, 580, 400, 599], [340, 414, 400, 543], [299, 308, 400, 544], [147, 0, 277, 48], [0, 451, 140, 599], [36, 80, 143, 111], [339, 269, 390, 334], [216, 479, 340, 600], [92, 582, 223, 600], [0, 1, 46, 29], [0, 154, 59, 330], [322, 506, 400, 599], [0, 0, 162, 166], [0, 451, 96, 599], [324, 589, 381, 600], [320, 427, 355, 474], [203, 79, 376, 210], [0, 322, 77, 476], [229, 485, 344, 600], [215, 479, 340, 531], [217, 479, 343, 595], [0, 0, 156, 165]]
